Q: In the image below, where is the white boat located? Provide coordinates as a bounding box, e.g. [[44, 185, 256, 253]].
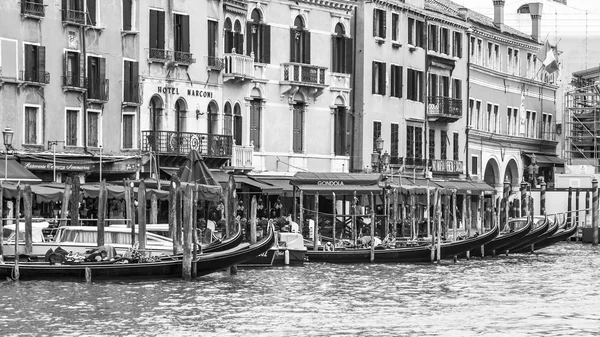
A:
[[2, 223, 173, 258]]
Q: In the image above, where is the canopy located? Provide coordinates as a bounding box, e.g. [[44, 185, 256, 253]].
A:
[[177, 150, 220, 186], [233, 175, 282, 194], [524, 153, 564, 166], [291, 172, 383, 195], [0, 159, 41, 183], [252, 177, 294, 197]]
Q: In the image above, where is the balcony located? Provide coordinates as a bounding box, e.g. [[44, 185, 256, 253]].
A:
[[206, 56, 225, 71], [147, 48, 172, 64], [431, 159, 464, 174], [229, 144, 254, 171], [280, 63, 328, 101], [404, 157, 425, 166], [19, 70, 50, 85], [62, 9, 86, 25], [61, 72, 86, 91], [142, 131, 232, 158], [427, 96, 462, 123], [223, 53, 254, 82], [174, 51, 196, 66], [87, 78, 109, 102], [21, 1, 45, 18]]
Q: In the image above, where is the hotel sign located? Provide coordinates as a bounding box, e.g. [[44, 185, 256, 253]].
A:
[[157, 86, 214, 98], [22, 161, 93, 171]]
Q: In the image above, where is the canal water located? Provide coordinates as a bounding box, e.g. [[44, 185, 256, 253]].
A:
[[1, 241, 600, 337]]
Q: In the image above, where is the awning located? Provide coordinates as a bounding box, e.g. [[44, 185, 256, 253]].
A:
[[0, 159, 41, 183], [434, 180, 495, 195], [233, 176, 282, 194], [524, 153, 565, 166], [253, 178, 294, 197], [160, 167, 179, 177], [291, 172, 383, 195]]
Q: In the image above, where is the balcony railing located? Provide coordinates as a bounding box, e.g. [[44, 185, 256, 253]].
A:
[[19, 70, 50, 84], [142, 131, 232, 157], [224, 53, 254, 79], [147, 48, 172, 63], [174, 51, 196, 65], [206, 56, 225, 71], [88, 78, 109, 101], [427, 96, 462, 122], [61, 72, 86, 88], [231, 144, 254, 168], [281, 63, 327, 86], [62, 9, 86, 25], [22, 1, 45, 17], [123, 79, 140, 103], [404, 157, 425, 166], [431, 159, 464, 174]]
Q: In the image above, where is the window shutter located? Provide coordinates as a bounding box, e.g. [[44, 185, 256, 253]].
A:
[[63, 52, 68, 84], [132, 61, 139, 102], [86, 0, 96, 26], [225, 31, 233, 53], [390, 66, 395, 96], [157, 10, 165, 49], [62, 0, 68, 20], [399, 66, 403, 98], [372, 62, 376, 94], [373, 9, 377, 37], [382, 11, 387, 39], [182, 15, 190, 53], [238, 33, 244, 54], [246, 22, 252, 57], [149, 10, 157, 49], [38, 46, 46, 80], [124, 61, 131, 101], [345, 37, 353, 74], [331, 36, 337, 72], [123, 0, 132, 30], [303, 31, 311, 64], [381, 62, 386, 96], [334, 110, 341, 155], [99, 57, 106, 80], [262, 24, 271, 63], [289, 28, 296, 62]]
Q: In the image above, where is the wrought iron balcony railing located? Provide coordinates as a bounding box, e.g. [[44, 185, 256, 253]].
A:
[[19, 70, 50, 84], [22, 1, 45, 17], [142, 131, 233, 157], [61, 72, 86, 88], [87, 78, 109, 101], [430, 159, 464, 174], [62, 9, 86, 25], [174, 51, 196, 65], [147, 48, 172, 63], [281, 62, 327, 86], [427, 96, 462, 122], [206, 56, 225, 71], [224, 53, 254, 79], [123, 79, 140, 103]]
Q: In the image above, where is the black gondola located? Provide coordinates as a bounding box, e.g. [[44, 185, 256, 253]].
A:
[[510, 215, 559, 253], [497, 216, 550, 255], [466, 216, 534, 258], [514, 215, 577, 253]]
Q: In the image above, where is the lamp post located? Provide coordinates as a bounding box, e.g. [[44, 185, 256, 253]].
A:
[[371, 137, 390, 173], [47, 140, 65, 183], [99, 144, 103, 182], [3, 126, 14, 182]]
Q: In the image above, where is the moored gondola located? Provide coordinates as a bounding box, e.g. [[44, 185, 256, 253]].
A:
[[497, 216, 550, 255], [514, 215, 577, 253], [466, 216, 533, 258], [510, 215, 559, 253]]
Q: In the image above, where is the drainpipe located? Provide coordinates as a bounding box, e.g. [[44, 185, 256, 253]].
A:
[[350, 5, 358, 172], [81, 25, 91, 159], [424, 17, 429, 178], [465, 26, 472, 180]]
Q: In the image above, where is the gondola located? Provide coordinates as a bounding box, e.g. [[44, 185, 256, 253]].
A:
[[305, 222, 498, 263], [0, 226, 275, 280], [466, 216, 534, 258], [496, 216, 550, 255], [514, 215, 577, 253], [202, 225, 243, 253], [510, 215, 559, 253]]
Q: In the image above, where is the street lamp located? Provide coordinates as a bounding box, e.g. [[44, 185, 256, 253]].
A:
[[48, 140, 65, 183], [3, 126, 14, 182], [371, 137, 390, 173]]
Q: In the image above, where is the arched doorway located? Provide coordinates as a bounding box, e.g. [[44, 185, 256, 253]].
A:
[[149, 95, 163, 132], [505, 158, 520, 188], [175, 98, 187, 133], [207, 101, 219, 135], [484, 158, 500, 188], [234, 103, 242, 146]]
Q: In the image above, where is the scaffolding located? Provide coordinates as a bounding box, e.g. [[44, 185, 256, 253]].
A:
[[565, 79, 600, 170]]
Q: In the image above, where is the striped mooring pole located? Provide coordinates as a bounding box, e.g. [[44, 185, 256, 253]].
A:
[[575, 188, 580, 227], [593, 179, 598, 246], [586, 190, 590, 227], [540, 181, 546, 215], [567, 186, 573, 227], [520, 180, 528, 218], [503, 177, 510, 224]]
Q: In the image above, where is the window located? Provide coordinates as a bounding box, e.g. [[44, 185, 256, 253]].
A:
[[391, 13, 399, 42], [21, 0, 44, 17], [429, 74, 438, 97], [208, 20, 218, 62], [86, 0, 96, 26], [175, 99, 186, 133], [23, 44, 46, 83], [507, 48, 519, 75], [428, 24, 438, 52], [408, 18, 424, 47], [373, 8, 386, 39], [207, 102, 219, 135], [471, 156, 478, 175], [87, 56, 107, 100], [372, 121, 381, 152], [292, 103, 305, 153], [247, 9, 271, 64], [391, 123, 399, 162], [390, 65, 402, 98], [149, 10, 165, 56], [487, 42, 493, 68], [234, 104, 242, 146], [525, 110, 531, 137], [531, 111, 537, 138], [224, 19, 243, 54], [249, 100, 261, 150], [440, 76, 450, 97], [486, 103, 493, 132], [291, 16, 310, 64], [406, 125, 423, 162], [334, 106, 349, 156], [407, 69, 423, 102], [332, 23, 352, 74], [62, 0, 85, 24], [372, 61, 386, 95], [174, 14, 191, 62], [476, 39, 483, 65], [122, 114, 134, 149], [429, 129, 435, 160], [494, 44, 500, 70], [407, 125, 414, 159], [122, 0, 132, 31], [123, 60, 139, 103], [440, 130, 447, 160], [66, 109, 79, 146], [475, 101, 481, 130], [452, 79, 462, 100], [493, 104, 499, 133], [87, 110, 100, 147], [440, 27, 449, 54], [223, 102, 233, 136], [64, 51, 81, 87], [469, 99, 474, 127], [452, 31, 462, 58], [24, 106, 39, 145], [453, 132, 459, 161]]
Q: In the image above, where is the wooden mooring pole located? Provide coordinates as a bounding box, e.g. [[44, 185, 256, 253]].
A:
[[138, 180, 147, 251], [575, 188, 580, 228], [23, 185, 32, 255], [182, 185, 193, 280], [592, 179, 598, 246], [567, 186, 573, 227], [370, 192, 375, 263], [97, 180, 107, 247]]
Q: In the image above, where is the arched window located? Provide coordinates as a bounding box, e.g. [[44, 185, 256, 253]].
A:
[[223, 102, 233, 136], [175, 98, 187, 133], [247, 9, 271, 63], [290, 15, 310, 64], [224, 18, 233, 53], [149, 95, 163, 131], [207, 101, 219, 135], [233, 20, 243, 54], [234, 103, 242, 146], [249, 89, 261, 150], [332, 23, 352, 74]]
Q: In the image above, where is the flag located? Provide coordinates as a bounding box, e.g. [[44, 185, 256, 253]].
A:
[[536, 40, 559, 74]]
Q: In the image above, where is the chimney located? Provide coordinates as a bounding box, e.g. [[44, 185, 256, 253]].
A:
[[493, 0, 505, 28], [529, 2, 544, 42], [458, 7, 469, 20]]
